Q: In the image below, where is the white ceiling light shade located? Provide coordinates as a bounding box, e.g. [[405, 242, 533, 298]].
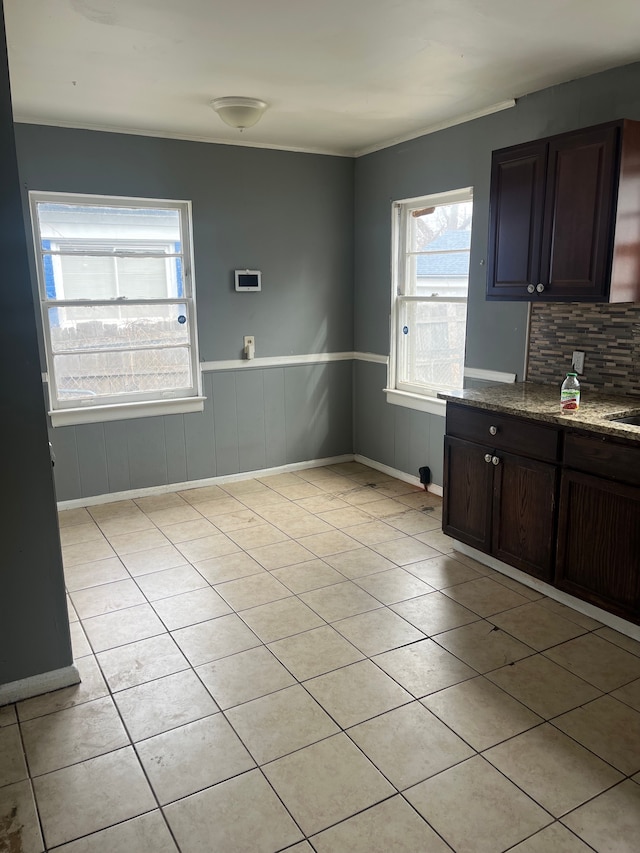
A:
[[210, 97, 268, 130]]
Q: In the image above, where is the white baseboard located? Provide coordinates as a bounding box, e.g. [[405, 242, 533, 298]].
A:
[[354, 455, 443, 496], [57, 455, 354, 509], [57, 451, 444, 511], [0, 664, 80, 706], [454, 542, 640, 642]]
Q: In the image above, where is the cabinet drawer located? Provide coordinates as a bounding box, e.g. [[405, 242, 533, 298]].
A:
[[446, 404, 560, 462], [564, 434, 640, 486]]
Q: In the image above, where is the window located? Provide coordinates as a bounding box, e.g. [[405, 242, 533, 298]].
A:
[[387, 187, 472, 414], [30, 192, 203, 426]]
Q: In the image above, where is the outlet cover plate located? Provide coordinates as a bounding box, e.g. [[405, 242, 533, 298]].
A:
[[572, 350, 585, 374]]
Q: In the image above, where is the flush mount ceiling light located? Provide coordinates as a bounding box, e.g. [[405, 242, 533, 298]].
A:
[[210, 97, 268, 131]]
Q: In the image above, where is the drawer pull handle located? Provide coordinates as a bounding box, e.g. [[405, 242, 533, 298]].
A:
[[489, 425, 498, 436], [536, 283, 545, 293], [527, 283, 535, 293], [492, 456, 501, 466], [484, 454, 493, 463]]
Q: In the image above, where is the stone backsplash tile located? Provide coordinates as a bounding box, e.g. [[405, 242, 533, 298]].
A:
[[526, 302, 640, 397]]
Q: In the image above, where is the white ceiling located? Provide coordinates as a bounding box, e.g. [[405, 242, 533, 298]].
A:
[[5, 0, 640, 157]]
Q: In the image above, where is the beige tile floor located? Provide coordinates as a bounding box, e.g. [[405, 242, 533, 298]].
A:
[[2, 461, 640, 852]]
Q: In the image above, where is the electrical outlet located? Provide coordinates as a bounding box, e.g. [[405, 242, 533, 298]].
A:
[[243, 335, 255, 360], [572, 350, 585, 374]]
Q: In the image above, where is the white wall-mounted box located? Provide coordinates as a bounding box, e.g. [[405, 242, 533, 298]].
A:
[[235, 270, 261, 291]]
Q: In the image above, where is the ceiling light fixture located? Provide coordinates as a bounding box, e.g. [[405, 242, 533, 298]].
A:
[[210, 97, 268, 131]]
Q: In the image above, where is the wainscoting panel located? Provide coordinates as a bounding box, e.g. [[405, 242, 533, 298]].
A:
[[49, 361, 354, 501], [236, 369, 268, 475], [353, 360, 445, 487], [263, 368, 288, 470]]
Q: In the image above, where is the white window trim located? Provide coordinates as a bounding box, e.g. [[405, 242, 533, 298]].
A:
[[30, 191, 202, 426], [387, 186, 472, 415], [384, 387, 447, 416], [48, 396, 206, 427]]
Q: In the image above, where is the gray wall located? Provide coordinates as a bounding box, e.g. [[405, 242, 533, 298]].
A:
[[0, 7, 72, 686], [353, 61, 640, 485], [15, 125, 355, 500], [52, 363, 353, 501], [14, 61, 640, 502], [354, 361, 445, 485]]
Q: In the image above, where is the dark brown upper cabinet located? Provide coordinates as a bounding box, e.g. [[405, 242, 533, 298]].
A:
[[486, 119, 640, 302]]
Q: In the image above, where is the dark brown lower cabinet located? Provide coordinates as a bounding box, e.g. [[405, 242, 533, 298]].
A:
[[556, 470, 640, 622], [442, 437, 493, 552], [443, 404, 640, 624], [492, 452, 557, 581], [443, 436, 557, 582]]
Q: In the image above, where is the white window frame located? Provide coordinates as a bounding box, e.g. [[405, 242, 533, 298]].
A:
[[29, 191, 204, 427], [386, 187, 473, 416]]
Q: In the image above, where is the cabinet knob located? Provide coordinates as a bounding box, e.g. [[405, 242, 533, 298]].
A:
[[484, 454, 493, 463], [489, 425, 498, 436], [527, 284, 535, 293], [536, 283, 545, 293], [492, 456, 501, 466]]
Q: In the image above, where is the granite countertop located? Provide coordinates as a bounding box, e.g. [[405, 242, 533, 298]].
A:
[[438, 382, 640, 441]]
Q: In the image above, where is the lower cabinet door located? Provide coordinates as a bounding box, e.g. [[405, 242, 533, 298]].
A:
[[443, 436, 493, 552], [491, 451, 558, 581], [556, 470, 640, 622]]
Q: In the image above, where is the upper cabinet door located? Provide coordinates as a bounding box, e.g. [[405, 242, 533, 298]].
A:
[[486, 119, 640, 303], [486, 142, 547, 299], [540, 125, 618, 300]]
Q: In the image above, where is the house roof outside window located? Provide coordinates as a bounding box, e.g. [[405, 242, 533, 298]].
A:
[[416, 230, 471, 278]]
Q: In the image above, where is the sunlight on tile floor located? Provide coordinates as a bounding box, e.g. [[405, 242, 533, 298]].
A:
[[2, 462, 640, 852]]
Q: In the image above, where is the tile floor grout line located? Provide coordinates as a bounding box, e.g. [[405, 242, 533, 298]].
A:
[[428, 621, 540, 670], [75, 618, 196, 853], [152, 494, 330, 846], [138, 488, 505, 826], [301, 792, 404, 849], [13, 711, 49, 853], [480, 730, 630, 820], [544, 710, 640, 780], [397, 788, 469, 853], [495, 736, 632, 827], [536, 643, 640, 693], [499, 819, 600, 853], [69, 560, 631, 738], [29, 645, 171, 852], [47, 464, 640, 851]]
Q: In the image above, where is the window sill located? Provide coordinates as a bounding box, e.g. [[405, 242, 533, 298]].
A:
[[384, 388, 446, 417], [49, 396, 206, 427]]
